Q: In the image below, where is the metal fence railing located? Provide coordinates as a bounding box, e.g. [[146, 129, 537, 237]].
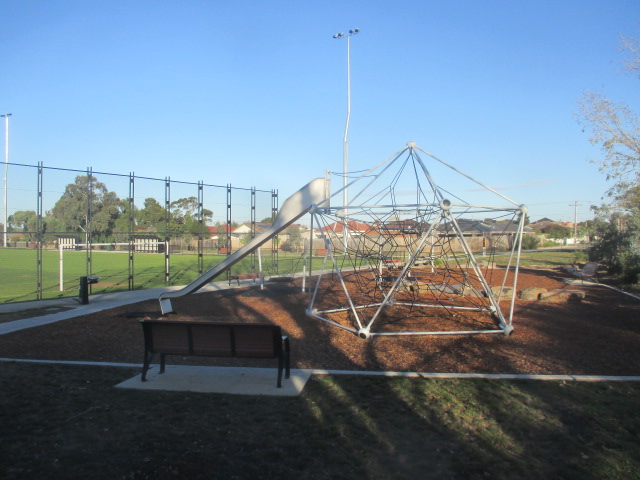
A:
[[0, 162, 278, 304]]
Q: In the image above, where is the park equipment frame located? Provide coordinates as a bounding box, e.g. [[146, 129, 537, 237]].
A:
[[305, 142, 527, 338]]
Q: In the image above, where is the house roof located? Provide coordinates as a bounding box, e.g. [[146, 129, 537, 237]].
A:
[[440, 219, 533, 234], [206, 225, 233, 234], [321, 220, 372, 234]]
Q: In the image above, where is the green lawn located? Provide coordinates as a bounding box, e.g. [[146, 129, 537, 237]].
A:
[[0, 248, 324, 303], [0, 248, 582, 304]]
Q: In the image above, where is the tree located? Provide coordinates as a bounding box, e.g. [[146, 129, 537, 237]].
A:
[[588, 209, 640, 283], [542, 224, 571, 240], [170, 197, 213, 236], [8, 210, 38, 241], [40, 215, 68, 244], [578, 32, 640, 283], [50, 175, 123, 237], [213, 223, 228, 249], [577, 92, 640, 200], [137, 198, 165, 230], [8, 210, 37, 232], [284, 225, 303, 252], [577, 33, 640, 202]]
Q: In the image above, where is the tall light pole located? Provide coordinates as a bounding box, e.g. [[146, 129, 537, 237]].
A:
[[1, 113, 11, 248], [333, 28, 359, 253]]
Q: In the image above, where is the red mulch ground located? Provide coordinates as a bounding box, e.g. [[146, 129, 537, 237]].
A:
[[1, 267, 639, 375]]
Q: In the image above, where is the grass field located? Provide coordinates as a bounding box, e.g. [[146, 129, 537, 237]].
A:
[[0, 247, 582, 304], [1, 362, 638, 479], [0, 248, 315, 303]]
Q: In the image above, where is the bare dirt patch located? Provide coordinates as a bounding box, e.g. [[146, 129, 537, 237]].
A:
[[1, 267, 639, 376]]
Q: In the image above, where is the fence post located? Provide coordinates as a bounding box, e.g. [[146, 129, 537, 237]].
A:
[[164, 177, 170, 285], [226, 184, 232, 282], [251, 186, 256, 273], [198, 181, 204, 275], [36, 162, 44, 299], [271, 189, 278, 274], [128, 172, 135, 290], [86, 168, 93, 280]]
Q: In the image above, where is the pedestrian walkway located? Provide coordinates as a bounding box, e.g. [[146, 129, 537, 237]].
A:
[[2, 357, 639, 398], [0, 280, 261, 335]]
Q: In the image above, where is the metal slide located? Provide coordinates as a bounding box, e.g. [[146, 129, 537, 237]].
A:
[[159, 177, 328, 314]]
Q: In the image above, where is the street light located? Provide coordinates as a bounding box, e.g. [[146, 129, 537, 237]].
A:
[[1, 113, 11, 248], [333, 28, 359, 253]]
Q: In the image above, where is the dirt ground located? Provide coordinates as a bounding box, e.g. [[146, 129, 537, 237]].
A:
[[1, 267, 639, 376]]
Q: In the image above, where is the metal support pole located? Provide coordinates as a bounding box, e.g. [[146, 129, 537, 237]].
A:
[[308, 212, 315, 292], [343, 34, 352, 254], [128, 173, 135, 290], [226, 184, 232, 282], [271, 188, 278, 274], [59, 242, 64, 292], [333, 29, 359, 253], [251, 186, 256, 272], [164, 177, 171, 285], [1, 113, 11, 248], [198, 181, 204, 274], [37, 162, 43, 299], [86, 168, 93, 279]]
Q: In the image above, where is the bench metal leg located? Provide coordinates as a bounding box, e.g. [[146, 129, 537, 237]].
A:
[[160, 353, 166, 374], [276, 336, 291, 388], [284, 337, 291, 379], [277, 355, 283, 388], [141, 351, 154, 382]]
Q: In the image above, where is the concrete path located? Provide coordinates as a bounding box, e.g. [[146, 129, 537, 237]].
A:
[[0, 280, 263, 335], [3, 358, 640, 398]]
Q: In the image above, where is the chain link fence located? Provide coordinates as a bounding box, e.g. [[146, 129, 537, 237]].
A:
[[0, 162, 278, 304]]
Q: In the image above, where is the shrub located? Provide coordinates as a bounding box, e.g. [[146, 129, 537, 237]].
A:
[[521, 235, 540, 250], [572, 251, 588, 264], [588, 214, 640, 284]]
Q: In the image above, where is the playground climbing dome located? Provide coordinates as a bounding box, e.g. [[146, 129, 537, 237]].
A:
[[306, 142, 527, 338]]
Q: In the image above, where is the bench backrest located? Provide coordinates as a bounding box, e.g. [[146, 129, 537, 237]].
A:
[[581, 262, 598, 275], [141, 320, 283, 358]]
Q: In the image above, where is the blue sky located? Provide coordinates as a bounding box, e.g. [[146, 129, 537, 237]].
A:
[[1, 0, 639, 223]]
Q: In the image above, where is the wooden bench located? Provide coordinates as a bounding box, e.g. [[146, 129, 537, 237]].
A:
[[140, 320, 290, 387], [228, 272, 264, 286]]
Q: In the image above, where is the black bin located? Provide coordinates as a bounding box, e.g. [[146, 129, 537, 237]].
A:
[[79, 276, 99, 305]]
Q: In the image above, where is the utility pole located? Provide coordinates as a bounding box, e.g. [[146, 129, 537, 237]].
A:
[[569, 201, 581, 246], [1, 113, 11, 248]]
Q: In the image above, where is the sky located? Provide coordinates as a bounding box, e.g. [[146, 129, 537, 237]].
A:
[[1, 0, 639, 224]]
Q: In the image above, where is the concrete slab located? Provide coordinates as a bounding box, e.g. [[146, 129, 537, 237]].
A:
[[116, 365, 311, 396]]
